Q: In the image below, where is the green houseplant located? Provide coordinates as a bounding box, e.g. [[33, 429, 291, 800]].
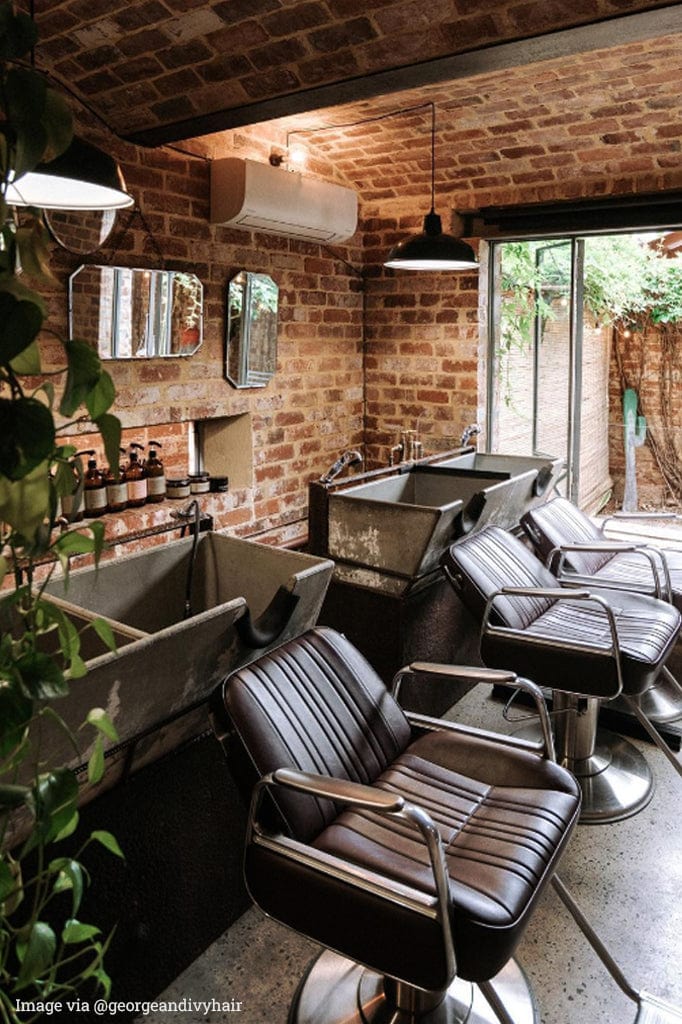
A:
[[0, 4, 124, 1019]]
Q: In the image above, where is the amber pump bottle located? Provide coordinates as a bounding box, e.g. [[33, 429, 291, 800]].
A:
[[83, 455, 107, 517], [105, 448, 128, 513], [146, 441, 166, 503], [126, 444, 147, 508]]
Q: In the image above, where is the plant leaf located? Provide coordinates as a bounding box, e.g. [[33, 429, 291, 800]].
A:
[[86, 707, 118, 741], [85, 370, 115, 420], [0, 395, 55, 480], [90, 618, 117, 654], [94, 413, 122, 480], [0, 680, 33, 757], [24, 768, 79, 852], [50, 858, 84, 916], [87, 734, 104, 784], [0, 290, 44, 367], [90, 830, 124, 859], [0, 459, 50, 539], [59, 339, 102, 417], [10, 339, 41, 375], [15, 922, 57, 990], [15, 650, 68, 700], [62, 919, 101, 945]]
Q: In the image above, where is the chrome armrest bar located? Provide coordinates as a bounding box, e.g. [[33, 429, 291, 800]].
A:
[[394, 663, 555, 762], [548, 543, 672, 603], [247, 767, 457, 984], [482, 587, 624, 699]]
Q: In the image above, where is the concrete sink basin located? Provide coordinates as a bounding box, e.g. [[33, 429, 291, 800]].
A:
[[40, 532, 334, 804], [327, 468, 504, 577]]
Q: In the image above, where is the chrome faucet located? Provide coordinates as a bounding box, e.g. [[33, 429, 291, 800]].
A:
[[169, 500, 201, 619], [319, 449, 363, 486], [460, 423, 481, 448]]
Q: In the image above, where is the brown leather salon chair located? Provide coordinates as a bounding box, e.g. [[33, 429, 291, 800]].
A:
[[521, 496, 682, 725], [212, 626, 581, 1024], [441, 526, 681, 824]]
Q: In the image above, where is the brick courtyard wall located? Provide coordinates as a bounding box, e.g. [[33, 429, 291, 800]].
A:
[[609, 323, 682, 508]]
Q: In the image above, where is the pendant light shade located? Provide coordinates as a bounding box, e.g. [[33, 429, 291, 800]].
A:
[[384, 105, 477, 272], [384, 210, 478, 270], [5, 136, 134, 211]]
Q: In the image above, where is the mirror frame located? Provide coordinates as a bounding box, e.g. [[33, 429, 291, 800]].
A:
[[68, 264, 204, 360], [225, 270, 278, 389]]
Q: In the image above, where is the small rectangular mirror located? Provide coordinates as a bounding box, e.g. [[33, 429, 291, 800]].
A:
[[226, 271, 278, 388], [69, 265, 203, 359]]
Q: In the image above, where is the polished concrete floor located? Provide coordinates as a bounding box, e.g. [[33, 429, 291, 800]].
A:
[[142, 689, 681, 1024]]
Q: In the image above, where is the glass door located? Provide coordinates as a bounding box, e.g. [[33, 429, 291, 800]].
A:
[[488, 238, 584, 500]]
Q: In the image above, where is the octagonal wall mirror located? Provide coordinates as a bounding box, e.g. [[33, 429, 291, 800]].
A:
[[46, 208, 118, 255], [226, 270, 278, 388], [69, 265, 203, 359]]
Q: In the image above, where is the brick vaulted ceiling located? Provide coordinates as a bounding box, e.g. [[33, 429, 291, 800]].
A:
[[23, 0, 682, 210]]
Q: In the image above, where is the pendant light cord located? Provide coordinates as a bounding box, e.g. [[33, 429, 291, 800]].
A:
[[430, 101, 436, 215]]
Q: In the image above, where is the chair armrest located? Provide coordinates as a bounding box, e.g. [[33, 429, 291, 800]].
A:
[[249, 768, 456, 980], [396, 663, 555, 761], [547, 543, 672, 602], [482, 587, 624, 698], [272, 767, 405, 813]]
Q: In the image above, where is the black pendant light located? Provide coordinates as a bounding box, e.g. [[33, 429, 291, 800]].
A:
[[384, 104, 478, 272], [6, 136, 134, 211], [5, 1, 133, 212]]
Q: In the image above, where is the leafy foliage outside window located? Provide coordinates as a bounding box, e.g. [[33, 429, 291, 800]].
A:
[[0, 5, 123, 1020]]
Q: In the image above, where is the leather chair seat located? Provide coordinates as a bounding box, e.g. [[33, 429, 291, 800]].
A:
[[314, 730, 579, 982], [522, 496, 682, 611], [444, 526, 680, 699], [223, 626, 581, 996]]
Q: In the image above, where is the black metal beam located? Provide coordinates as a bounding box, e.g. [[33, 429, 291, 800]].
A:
[[461, 191, 682, 239], [126, 5, 682, 148]]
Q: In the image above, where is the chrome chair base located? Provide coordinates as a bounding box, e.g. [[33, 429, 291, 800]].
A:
[[614, 674, 682, 725], [290, 950, 538, 1024], [514, 717, 654, 824], [570, 730, 654, 823]]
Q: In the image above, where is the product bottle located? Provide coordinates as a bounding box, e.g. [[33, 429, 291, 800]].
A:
[[60, 449, 88, 523], [105, 448, 128, 513], [126, 446, 147, 508], [146, 441, 166, 503], [83, 456, 107, 517]]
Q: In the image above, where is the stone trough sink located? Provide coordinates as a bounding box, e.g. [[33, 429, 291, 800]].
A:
[[40, 532, 333, 807], [325, 452, 563, 579]]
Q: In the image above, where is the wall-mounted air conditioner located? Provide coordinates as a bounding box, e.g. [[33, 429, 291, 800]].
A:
[[210, 157, 358, 244]]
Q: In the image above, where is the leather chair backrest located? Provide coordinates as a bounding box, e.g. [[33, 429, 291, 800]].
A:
[[521, 497, 610, 575], [443, 526, 558, 629], [222, 627, 412, 843]]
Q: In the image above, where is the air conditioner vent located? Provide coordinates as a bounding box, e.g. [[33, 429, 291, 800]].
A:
[[210, 158, 358, 244]]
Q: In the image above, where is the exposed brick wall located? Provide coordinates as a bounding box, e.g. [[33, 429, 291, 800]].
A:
[[40, 121, 364, 549], [362, 214, 483, 467], [608, 324, 682, 508]]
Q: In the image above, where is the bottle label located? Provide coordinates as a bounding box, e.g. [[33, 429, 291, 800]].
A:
[[84, 488, 107, 511], [147, 475, 166, 496], [127, 479, 147, 501], [107, 483, 128, 505]]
